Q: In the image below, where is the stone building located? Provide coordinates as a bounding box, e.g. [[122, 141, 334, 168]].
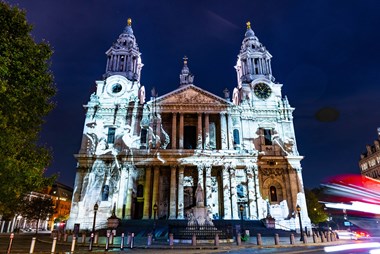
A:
[[359, 128, 380, 179], [67, 19, 311, 231]]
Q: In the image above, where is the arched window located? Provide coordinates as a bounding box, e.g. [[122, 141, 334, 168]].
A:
[[270, 186, 277, 202], [140, 129, 147, 144], [233, 129, 240, 150], [102, 185, 109, 201]]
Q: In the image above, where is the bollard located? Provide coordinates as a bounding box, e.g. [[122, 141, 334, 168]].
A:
[[302, 233, 307, 244], [192, 234, 197, 246], [274, 233, 279, 245], [7, 233, 14, 254], [326, 232, 331, 242], [169, 233, 174, 247], [127, 233, 131, 246], [63, 233, 68, 242], [236, 233, 241, 246], [120, 233, 125, 250], [94, 232, 99, 245], [147, 233, 152, 246], [89, 233, 94, 251], [313, 232, 317, 243], [257, 233, 262, 245], [71, 236, 76, 253], [51, 236, 57, 254], [290, 233, 295, 245], [109, 232, 114, 246], [130, 233, 134, 249], [105, 232, 110, 251], [30, 237, 36, 254], [214, 233, 219, 246], [81, 232, 86, 244], [330, 232, 334, 242], [321, 232, 325, 242]]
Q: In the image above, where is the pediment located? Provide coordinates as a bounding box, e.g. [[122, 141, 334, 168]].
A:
[[154, 85, 230, 106]]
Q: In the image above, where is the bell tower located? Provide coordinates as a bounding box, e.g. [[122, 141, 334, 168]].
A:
[[235, 21, 274, 86], [104, 18, 144, 82]]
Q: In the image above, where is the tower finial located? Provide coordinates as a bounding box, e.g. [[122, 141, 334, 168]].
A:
[[246, 21, 251, 30], [127, 18, 132, 26], [183, 55, 188, 65]]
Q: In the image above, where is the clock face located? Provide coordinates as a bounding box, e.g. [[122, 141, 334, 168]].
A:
[[112, 83, 122, 93], [254, 83, 271, 99]]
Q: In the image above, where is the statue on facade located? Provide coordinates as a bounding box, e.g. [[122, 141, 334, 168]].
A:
[[195, 183, 204, 208]]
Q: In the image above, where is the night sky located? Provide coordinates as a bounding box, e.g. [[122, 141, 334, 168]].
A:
[[6, 0, 380, 188]]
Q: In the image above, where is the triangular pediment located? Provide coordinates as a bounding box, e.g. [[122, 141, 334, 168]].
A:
[[152, 85, 231, 106]]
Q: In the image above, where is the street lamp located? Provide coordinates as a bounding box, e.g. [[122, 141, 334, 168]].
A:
[[153, 203, 158, 240], [239, 204, 244, 234], [153, 203, 158, 220], [92, 203, 99, 233], [296, 205, 304, 241]]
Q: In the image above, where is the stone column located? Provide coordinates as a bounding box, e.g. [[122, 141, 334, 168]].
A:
[[205, 165, 212, 209], [179, 113, 184, 149], [254, 165, 265, 219], [197, 113, 203, 149], [204, 113, 210, 149], [177, 166, 185, 219], [230, 167, 239, 219], [131, 100, 138, 136], [246, 164, 257, 220], [152, 166, 160, 214], [124, 165, 135, 219], [220, 113, 228, 150], [117, 166, 129, 218], [197, 163, 204, 191], [171, 113, 177, 149], [227, 114, 234, 149], [143, 167, 152, 219], [222, 165, 232, 219], [169, 165, 177, 219]]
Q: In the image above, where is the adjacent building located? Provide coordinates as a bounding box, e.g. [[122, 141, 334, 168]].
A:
[[67, 19, 311, 231], [359, 128, 380, 179]]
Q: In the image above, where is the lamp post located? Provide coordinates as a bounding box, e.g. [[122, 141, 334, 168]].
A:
[[296, 205, 304, 241], [153, 203, 158, 241], [239, 204, 244, 234], [92, 203, 99, 233]]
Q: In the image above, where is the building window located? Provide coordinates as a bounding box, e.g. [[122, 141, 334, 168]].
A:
[[233, 129, 240, 150], [107, 127, 116, 144], [270, 186, 277, 202], [140, 129, 147, 144], [264, 129, 272, 145], [102, 185, 109, 201]]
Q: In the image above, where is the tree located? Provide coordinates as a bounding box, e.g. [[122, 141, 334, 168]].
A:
[[305, 188, 328, 224], [21, 195, 55, 234], [0, 3, 56, 216]]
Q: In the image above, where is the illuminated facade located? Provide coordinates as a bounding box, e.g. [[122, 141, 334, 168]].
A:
[[67, 20, 311, 231], [359, 128, 380, 179]]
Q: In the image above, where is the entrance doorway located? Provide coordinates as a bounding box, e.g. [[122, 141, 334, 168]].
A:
[[184, 126, 196, 149]]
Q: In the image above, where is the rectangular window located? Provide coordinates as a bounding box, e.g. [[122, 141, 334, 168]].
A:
[[264, 129, 272, 145], [107, 127, 116, 144]]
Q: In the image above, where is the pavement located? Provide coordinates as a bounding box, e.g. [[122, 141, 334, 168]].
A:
[[26, 233, 348, 253]]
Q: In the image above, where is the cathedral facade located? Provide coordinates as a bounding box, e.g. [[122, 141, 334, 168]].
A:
[[67, 19, 311, 231]]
